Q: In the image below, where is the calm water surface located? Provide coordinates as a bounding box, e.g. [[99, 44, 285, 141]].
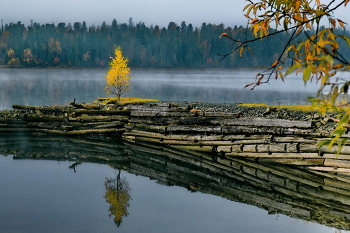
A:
[[0, 68, 347, 233], [0, 68, 321, 109]]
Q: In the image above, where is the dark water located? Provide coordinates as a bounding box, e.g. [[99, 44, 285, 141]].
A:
[[0, 68, 347, 233], [0, 68, 320, 110], [0, 137, 342, 233]]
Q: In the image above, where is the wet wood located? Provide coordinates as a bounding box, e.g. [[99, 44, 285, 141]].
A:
[[213, 117, 312, 128], [255, 158, 325, 166], [4, 102, 350, 174]]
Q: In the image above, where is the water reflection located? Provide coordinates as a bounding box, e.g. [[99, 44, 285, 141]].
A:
[[104, 170, 132, 227], [1, 135, 350, 232]]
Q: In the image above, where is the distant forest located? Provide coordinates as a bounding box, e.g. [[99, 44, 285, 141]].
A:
[[0, 18, 350, 68]]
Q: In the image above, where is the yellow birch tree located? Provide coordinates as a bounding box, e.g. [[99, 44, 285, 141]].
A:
[[105, 46, 132, 101]]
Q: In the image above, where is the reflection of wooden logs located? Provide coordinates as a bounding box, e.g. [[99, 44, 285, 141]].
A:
[[3, 135, 350, 230]]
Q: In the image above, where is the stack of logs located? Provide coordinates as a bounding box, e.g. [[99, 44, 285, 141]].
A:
[[2, 102, 350, 173], [0, 104, 129, 137], [124, 103, 350, 174]]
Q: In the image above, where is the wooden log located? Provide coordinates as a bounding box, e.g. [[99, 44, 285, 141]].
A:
[[69, 115, 129, 123], [232, 139, 272, 144], [129, 105, 187, 112], [128, 123, 319, 136], [134, 136, 236, 146], [309, 170, 350, 185], [242, 144, 257, 152], [203, 112, 241, 117], [225, 152, 321, 159], [31, 128, 123, 135], [166, 145, 213, 153], [223, 135, 271, 140], [299, 144, 318, 153], [223, 126, 318, 136], [319, 145, 350, 155], [124, 130, 224, 141], [131, 111, 186, 117], [324, 177, 350, 191], [324, 159, 350, 168], [217, 146, 232, 153], [72, 109, 130, 116], [297, 184, 350, 205], [307, 166, 350, 173], [274, 136, 316, 143], [68, 121, 125, 130], [256, 158, 325, 166], [269, 143, 287, 152], [229, 157, 326, 188], [321, 153, 350, 160], [217, 117, 312, 128]]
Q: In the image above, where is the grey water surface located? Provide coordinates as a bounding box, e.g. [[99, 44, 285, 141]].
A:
[[0, 68, 345, 233], [0, 68, 320, 109]]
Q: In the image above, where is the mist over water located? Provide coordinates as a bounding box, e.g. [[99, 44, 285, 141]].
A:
[[0, 68, 319, 109]]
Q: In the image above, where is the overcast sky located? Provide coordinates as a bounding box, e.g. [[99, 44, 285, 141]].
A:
[[0, 0, 348, 28], [0, 0, 248, 28]]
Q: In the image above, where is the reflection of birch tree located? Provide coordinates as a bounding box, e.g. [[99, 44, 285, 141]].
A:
[[104, 169, 131, 227]]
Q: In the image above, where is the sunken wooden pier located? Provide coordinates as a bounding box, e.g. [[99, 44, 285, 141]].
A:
[[1, 101, 350, 174]]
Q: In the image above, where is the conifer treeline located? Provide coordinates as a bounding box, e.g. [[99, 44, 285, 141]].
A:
[[0, 19, 349, 68]]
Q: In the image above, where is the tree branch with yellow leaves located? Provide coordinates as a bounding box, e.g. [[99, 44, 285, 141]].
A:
[[220, 0, 350, 151]]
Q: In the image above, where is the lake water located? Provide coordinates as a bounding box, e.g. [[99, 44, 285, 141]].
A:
[[0, 68, 348, 233], [0, 68, 321, 110]]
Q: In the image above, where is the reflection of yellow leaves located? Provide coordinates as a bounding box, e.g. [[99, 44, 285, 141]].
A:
[[104, 170, 131, 227]]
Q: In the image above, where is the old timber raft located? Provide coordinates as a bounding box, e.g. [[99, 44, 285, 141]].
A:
[[1, 100, 350, 174]]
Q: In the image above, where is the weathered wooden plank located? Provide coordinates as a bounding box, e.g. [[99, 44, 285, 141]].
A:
[[203, 112, 241, 117], [320, 146, 350, 155], [232, 139, 272, 144], [256, 158, 325, 166], [31, 128, 123, 135], [299, 144, 318, 152], [269, 143, 287, 152], [297, 184, 350, 205], [324, 159, 350, 168], [242, 144, 257, 152], [69, 115, 129, 122], [131, 110, 204, 117], [307, 166, 350, 173], [322, 153, 350, 160], [124, 130, 225, 141], [274, 136, 316, 143], [168, 145, 213, 153], [226, 152, 321, 158], [218, 117, 312, 128], [217, 146, 232, 153]]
